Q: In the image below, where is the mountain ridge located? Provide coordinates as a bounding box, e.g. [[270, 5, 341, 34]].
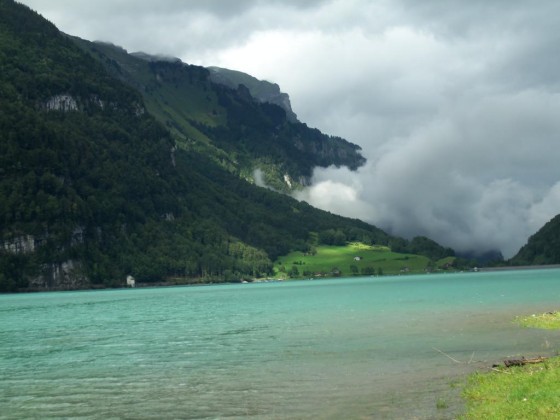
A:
[[71, 38, 365, 191], [207, 66, 298, 122]]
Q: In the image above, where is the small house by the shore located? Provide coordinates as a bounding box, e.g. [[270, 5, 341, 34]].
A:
[[126, 275, 136, 287]]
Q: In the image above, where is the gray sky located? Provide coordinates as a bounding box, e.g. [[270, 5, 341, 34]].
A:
[[20, 0, 560, 257]]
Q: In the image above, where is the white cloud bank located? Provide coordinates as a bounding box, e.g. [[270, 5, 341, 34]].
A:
[[297, 87, 560, 257]]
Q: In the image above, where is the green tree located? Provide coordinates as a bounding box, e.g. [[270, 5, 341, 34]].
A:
[[361, 266, 375, 275], [289, 265, 299, 278]]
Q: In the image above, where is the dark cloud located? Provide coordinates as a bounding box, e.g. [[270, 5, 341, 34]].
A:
[[20, 0, 330, 59], [18, 0, 560, 257]]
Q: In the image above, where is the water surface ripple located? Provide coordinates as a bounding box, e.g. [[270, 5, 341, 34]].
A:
[[2, 269, 560, 418]]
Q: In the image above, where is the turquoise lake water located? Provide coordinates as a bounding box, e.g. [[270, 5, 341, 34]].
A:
[[2, 269, 560, 419]]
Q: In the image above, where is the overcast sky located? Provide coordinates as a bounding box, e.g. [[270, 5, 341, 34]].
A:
[[19, 0, 560, 258]]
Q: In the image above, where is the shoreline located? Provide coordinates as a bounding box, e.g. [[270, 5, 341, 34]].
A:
[[478, 264, 560, 272], [10, 264, 560, 293], [461, 309, 560, 418]]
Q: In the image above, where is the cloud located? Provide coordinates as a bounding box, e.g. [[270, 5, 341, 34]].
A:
[[20, 0, 330, 60], [530, 183, 560, 233], [210, 0, 560, 258], [294, 167, 375, 221], [18, 0, 560, 257], [298, 87, 560, 258]]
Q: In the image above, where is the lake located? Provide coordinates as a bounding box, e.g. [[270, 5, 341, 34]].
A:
[[2, 269, 560, 419]]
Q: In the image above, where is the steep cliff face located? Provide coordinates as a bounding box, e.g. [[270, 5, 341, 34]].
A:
[[208, 66, 299, 122], [43, 94, 78, 111], [29, 260, 90, 291]]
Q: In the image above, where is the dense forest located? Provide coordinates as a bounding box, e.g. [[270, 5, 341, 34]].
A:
[[0, 0, 454, 292], [510, 214, 560, 265]]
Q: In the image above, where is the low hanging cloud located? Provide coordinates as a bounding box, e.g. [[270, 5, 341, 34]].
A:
[[214, 1, 560, 258], [297, 87, 560, 258], [19, 0, 560, 257]]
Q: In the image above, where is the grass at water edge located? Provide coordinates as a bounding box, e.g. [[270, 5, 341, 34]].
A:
[[516, 311, 560, 329], [461, 312, 560, 419]]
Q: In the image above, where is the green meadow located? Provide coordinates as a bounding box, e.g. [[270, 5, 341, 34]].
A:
[[272, 242, 452, 279], [516, 311, 560, 330]]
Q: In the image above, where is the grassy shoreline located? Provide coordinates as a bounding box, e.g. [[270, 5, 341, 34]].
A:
[[461, 312, 560, 419]]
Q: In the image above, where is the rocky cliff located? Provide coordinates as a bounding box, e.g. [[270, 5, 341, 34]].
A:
[[208, 66, 299, 122]]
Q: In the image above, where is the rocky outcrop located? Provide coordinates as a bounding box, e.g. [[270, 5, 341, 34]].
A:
[[208, 66, 299, 122], [2, 235, 36, 254], [2, 227, 84, 255], [293, 134, 366, 171], [42, 92, 145, 116], [2, 230, 90, 290], [29, 260, 90, 290], [43, 94, 78, 111]]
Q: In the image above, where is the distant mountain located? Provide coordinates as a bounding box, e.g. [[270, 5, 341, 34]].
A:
[[510, 215, 560, 265], [207, 66, 298, 122], [70, 40, 365, 191]]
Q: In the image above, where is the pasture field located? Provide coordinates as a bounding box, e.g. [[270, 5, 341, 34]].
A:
[[273, 242, 442, 278]]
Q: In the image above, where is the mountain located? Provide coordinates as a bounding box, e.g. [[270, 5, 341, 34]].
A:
[[69, 39, 365, 192], [510, 214, 560, 265], [0, 0, 453, 292], [207, 66, 298, 122]]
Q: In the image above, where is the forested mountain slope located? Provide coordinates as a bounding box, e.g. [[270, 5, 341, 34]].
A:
[[510, 214, 560, 265], [0, 0, 452, 292], [71, 39, 365, 191], [0, 0, 380, 291]]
